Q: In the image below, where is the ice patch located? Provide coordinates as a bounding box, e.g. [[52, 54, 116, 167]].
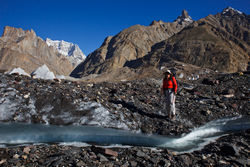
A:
[[0, 97, 18, 120], [187, 74, 199, 80], [40, 105, 54, 124], [56, 75, 66, 79], [7, 67, 30, 77], [0, 82, 38, 122], [76, 101, 131, 130], [40, 105, 54, 113], [31, 64, 55, 80], [0, 88, 21, 120], [50, 112, 73, 124], [58, 142, 90, 147]]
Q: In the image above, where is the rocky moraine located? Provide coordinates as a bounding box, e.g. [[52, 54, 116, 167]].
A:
[[0, 71, 249, 166]]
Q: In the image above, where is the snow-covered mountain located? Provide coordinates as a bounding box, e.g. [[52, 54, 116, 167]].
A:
[[46, 38, 86, 66], [222, 6, 243, 15]]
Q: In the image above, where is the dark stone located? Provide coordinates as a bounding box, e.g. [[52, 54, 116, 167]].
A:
[[219, 144, 237, 156], [222, 89, 235, 95], [202, 78, 217, 85]]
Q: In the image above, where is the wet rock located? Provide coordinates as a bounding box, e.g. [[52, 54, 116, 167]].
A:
[[200, 110, 211, 116], [0, 159, 7, 165], [97, 153, 109, 162], [136, 150, 146, 158], [13, 154, 20, 159], [216, 102, 227, 109], [91, 146, 118, 157], [202, 78, 219, 85], [222, 88, 235, 95], [234, 158, 250, 166], [219, 144, 238, 156], [23, 147, 31, 154], [76, 160, 86, 167], [130, 161, 137, 167]]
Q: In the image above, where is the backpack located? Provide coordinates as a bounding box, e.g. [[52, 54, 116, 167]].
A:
[[171, 72, 177, 93]]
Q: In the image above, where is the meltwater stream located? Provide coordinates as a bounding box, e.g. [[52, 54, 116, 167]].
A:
[[0, 116, 250, 153]]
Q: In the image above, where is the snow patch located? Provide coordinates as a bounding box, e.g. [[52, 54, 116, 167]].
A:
[[184, 17, 193, 22]]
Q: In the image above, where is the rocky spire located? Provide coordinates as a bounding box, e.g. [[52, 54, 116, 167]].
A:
[[175, 9, 193, 24], [182, 9, 189, 18], [149, 20, 165, 26], [2, 26, 36, 39], [2, 26, 26, 38]]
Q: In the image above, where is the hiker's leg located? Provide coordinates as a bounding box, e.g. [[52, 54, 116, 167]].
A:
[[170, 92, 176, 119], [164, 90, 171, 118]]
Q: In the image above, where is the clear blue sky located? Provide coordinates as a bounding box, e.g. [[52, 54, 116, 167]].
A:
[[0, 0, 249, 55]]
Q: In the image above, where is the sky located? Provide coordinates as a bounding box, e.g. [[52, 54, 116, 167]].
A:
[[0, 0, 249, 56]]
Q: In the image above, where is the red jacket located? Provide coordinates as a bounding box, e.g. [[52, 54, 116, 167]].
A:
[[162, 76, 177, 93]]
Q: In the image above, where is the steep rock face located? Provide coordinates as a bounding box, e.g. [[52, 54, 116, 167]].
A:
[[128, 7, 250, 73], [46, 38, 86, 67], [0, 26, 74, 75], [71, 10, 193, 77]]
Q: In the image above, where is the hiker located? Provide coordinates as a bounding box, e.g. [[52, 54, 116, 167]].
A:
[[161, 70, 177, 120]]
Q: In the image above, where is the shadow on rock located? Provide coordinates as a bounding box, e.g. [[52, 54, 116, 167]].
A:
[[109, 99, 168, 120]]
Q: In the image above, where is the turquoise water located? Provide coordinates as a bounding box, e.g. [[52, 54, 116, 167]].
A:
[[0, 116, 249, 153]]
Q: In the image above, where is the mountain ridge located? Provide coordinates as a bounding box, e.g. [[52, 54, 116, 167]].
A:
[[70, 10, 194, 78], [72, 7, 249, 80]]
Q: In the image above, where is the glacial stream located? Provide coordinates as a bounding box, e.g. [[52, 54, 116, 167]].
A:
[[0, 116, 249, 153]]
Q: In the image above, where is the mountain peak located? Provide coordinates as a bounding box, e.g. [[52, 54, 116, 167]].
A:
[[2, 26, 25, 38], [149, 20, 165, 26], [175, 9, 194, 24], [2, 26, 37, 38], [222, 7, 243, 16], [46, 38, 86, 66], [182, 9, 189, 18]]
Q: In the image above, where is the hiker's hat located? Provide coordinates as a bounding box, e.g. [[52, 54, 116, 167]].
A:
[[164, 70, 171, 75]]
